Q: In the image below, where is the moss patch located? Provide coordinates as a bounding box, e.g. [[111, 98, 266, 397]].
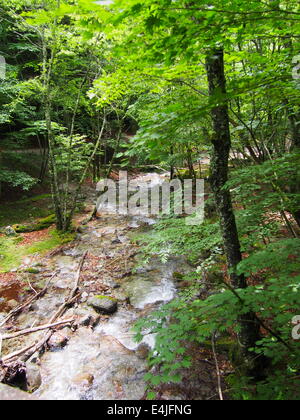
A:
[[95, 295, 117, 302], [13, 214, 56, 233], [0, 194, 52, 227], [0, 230, 75, 273]]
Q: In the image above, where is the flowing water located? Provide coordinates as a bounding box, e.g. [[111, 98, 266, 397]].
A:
[[31, 173, 190, 400]]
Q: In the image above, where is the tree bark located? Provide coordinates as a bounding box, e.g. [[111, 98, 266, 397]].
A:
[[206, 49, 265, 378]]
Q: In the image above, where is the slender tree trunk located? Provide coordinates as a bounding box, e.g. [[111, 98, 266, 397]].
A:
[[206, 49, 265, 378], [41, 32, 63, 230]]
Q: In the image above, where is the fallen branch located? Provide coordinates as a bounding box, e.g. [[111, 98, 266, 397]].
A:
[[2, 252, 87, 364], [1, 343, 36, 364], [1, 319, 74, 341], [49, 251, 88, 323], [0, 273, 57, 328]]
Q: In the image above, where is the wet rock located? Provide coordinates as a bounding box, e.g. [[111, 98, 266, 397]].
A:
[[102, 278, 120, 289], [4, 226, 17, 237], [47, 330, 70, 351], [26, 359, 42, 393], [98, 227, 117, 236], [7, 299, 19, 310], [111, 237, 121, 245], [29, 302, 39, 312], [136, 343, 150, 360], [87, 296, 118, 314], [0, 384, 38, 400], [80, 291, 89, 303], [72, 373, 94, 388], [78, 314, 93, 327], [74, 307, 100, 327]]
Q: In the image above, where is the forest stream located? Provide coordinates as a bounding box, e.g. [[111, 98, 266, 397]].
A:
[[0, 173, 197, 400]]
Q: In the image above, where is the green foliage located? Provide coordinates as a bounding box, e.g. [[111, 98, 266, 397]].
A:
[[137, 216, 221, 265], [0, 194, 52, 227], [0, 0, 300, 400]]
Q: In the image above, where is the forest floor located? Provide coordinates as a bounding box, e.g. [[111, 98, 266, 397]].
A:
[[0, 173, 231, 400]]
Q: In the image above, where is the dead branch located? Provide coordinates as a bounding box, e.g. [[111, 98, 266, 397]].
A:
[[0, 272, 57, 328], [1, 319, 74, 341], [1, 343, 36, 364], [49, 251, 88, 323], [2, 252, 87, 364]]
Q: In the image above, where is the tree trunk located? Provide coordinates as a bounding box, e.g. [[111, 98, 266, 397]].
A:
[[206, 49, 265, 378]]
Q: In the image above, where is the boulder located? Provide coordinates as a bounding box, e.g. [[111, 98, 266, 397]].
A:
[[72, 373, 94, 388], [74, 307, 100, 328], [4, 226, 17, 237], [136, 343, 151, 360], [26, 359, 42, 393], [87, 295, 118, 314], [47, 330, 70, 351]]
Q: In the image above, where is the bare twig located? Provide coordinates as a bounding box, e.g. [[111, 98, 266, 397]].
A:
[[2, 253, 87, 364], [0, 272, 57, 328], [212, 332, 224, 401]]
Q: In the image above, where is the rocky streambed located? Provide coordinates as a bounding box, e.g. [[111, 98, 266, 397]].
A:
[[0, 173, 226, 401], [0, 173, 194, 400], [32, 218, 188, 401]]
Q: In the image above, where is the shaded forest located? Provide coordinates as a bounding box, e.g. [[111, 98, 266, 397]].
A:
[[0, 0, 299, 401]]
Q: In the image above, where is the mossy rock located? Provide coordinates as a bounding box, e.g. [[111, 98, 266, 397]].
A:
[[87, 295, 118, 314], [12, 224, 31, 233], [95, 295, 117, 302], [35, 214, 56, 230], [24, 268, 40, 274], [13, 214, 56, 233]]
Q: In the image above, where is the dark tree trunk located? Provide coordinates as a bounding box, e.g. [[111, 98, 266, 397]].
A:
[[206, 49, 265, 377], [289, 111, 300, 227]]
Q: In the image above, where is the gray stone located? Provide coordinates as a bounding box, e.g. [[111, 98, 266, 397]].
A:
[[71, 373, 94, 388], [78, 314, 93, 327], [26, 360, 42, 393], [0, 384, 39, 400], [87, 296, 118, 314], [136, 343, 150, 360], [4, 226, 17, 237], [80, 291, 89, 303], [7, 299, 19, 310], [74, 307, 100, 327], [47, 330, 70, 351]]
